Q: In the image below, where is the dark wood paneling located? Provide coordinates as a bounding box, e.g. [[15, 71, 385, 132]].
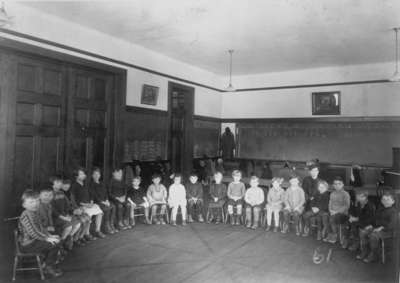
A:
[[193, 119, 220, 158]]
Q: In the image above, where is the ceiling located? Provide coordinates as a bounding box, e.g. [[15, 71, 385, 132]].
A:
[[20, 0, 400, 75]]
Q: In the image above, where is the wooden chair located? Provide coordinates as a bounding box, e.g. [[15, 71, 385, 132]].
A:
[[149, 204, 170, 224], [12, 229, 45, 281], [206, 205, 225, 223]]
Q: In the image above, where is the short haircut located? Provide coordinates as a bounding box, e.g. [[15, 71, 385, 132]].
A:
[[152, 173, 162, 180], [309, 164, 320, 171], [174, 173, 182, 179], [382, 191, 395, 202], [40, 186, 53, 193], [62, 179, 71, 185], [132, 175, 141, 181], [232, 170, 241, 176], [214, 171, 223, 176], [271, 177, 283, 185], [289, 174, 300, 181], [333, 176, 344, 183], [189, 172, 198, 178], [92, 167, 102, 174], [250, 175, 259, 181], [355, 190, 369, 197], [318, 180, 329, 189], [112, 167, 122, 173], [21, 189, 39, 203], [72, 167, 86, 178], [49, 175, 62, 184]]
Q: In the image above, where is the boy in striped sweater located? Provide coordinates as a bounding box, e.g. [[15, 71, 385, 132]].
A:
[[18, 190, 63, 277]]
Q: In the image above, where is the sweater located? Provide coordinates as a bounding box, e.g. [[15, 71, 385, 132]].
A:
[[302, 176, 322, 200], [244, 187, 265, 206], [349, 201, 376, 228], [227, 182, 246, 199], [127, 186, 147, 204], [209, 183, 227, 200], [374, 206, 397, 233], [329, 189, 351, 214], [18, 210, 50, 246], [147, 184, 167, 204], [38, 202, 54, 228], [267, 187, 285, 209], [284, 186, 305, 212], [52, 190, 73, 219], [186, 182, 204, 199], [89, 181, 109, 203], [71, 181, 92, 205], [109, 179, 127, 200], [310, 191, 330, 213], [168, 184, 187, 207]]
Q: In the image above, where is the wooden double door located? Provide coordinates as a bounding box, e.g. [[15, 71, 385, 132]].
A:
[[0, 50, 121, 215]]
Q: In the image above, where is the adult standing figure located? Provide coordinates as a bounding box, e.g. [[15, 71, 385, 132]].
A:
[[220, 127, 235, 160]]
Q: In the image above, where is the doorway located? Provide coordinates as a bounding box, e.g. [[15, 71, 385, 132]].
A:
[[168, 82, 194, 176]]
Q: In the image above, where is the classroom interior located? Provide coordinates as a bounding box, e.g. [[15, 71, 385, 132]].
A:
[[0, 1, 400, 283]]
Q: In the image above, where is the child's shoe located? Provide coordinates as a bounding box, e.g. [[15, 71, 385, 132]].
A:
[[215, 218, 221, 225], [182, 220, 187, 226], [246, 222, 252, 228], [94, 231, 106, 239], [302, 229, 309, 237], [235, 216, 241, 226], [188, 215, 194, 223], [198, 215, 204, 223], [295, 227, 301, 236], [44, 265, 63, 278], [273, 226, 279, 233], [327, 233, 337, 244], [160, 219, 166, 225], [251, 224, 258, 230], [348, 242, 359, 252], [171, 221, 177, 226], [356, 250, 368, 260], [265, 225, 271, 232], [363, 252, 377, 263], [281, 224, 288, 234], [230, 215, 235, 225]]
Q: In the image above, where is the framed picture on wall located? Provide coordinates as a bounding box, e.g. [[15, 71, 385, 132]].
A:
[[312, 91, 341, 115], [141, 84, 159, 106]]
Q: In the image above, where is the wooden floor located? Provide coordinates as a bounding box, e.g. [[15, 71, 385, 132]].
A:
[[1, 222, 398, 283]]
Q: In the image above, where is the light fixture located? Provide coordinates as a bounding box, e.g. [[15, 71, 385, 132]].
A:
[[225, 49, 236, 92], [389, 27, 400, 82], [0, 2, 12, 28]]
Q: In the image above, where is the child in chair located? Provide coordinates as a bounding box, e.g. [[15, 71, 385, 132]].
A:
[[38, 187, 56, 234], [147, 174, 168, 225], [324, 176, 350, 244], [244, 176, 265, 229], [357, 192, 397, 263], [302, 180, 330, 240], [208, 171, 227, 224], [51, 176, 81, 250], [168, 174, 187, 226], [127, 176, 151, 225], [186, 172, 204, 223], [282, 175, 305, 236], [265, 177, 285, 232], [18, 190, 63, 277], [227, 170, 246, 225]]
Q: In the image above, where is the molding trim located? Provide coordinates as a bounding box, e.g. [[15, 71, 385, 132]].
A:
[[125, 105, 168, 117], [221, 116, 400, 123], [0, 28, 395, 93], [194, 115, 221, 123]]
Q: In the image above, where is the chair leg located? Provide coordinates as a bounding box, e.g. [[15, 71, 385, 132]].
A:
[[381, 239, 385, 264], [12, 256, 18, 281], [36, 255, 45, 280]]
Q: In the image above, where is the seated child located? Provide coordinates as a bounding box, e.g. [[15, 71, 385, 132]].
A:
[[302, 180, 330, 240], [127, 175, 151, 225], [324, 176, 350, 244], [346, 190, 375, 251], [168, 173, 187, 226], [186, 172, 204, 223], [38, 187, 56, 234], [51, 176, 81, 250], [208, 171, 227, 224], [18, 190, 62, 277], [227, 170, 246, 225], [357, 192, 397, 263], [90, 167, 117, 234], [244, 176, 265, 229], [71, 167, 105, 239], [147, 174, 168, 225], [282, 175, 305, 236], [109, 167, 133, 230], [265, 177, 285, 232], [215, 158, 225, 175], [61, 179, 91, 246]]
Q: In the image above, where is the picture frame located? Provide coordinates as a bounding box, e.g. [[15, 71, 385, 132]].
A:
[[312, 91, 341, 115], [141, 84, 159, 106]]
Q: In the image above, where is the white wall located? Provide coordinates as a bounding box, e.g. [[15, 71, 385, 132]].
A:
[[2, 2, 223, 117], [222, 63, 400, 118]]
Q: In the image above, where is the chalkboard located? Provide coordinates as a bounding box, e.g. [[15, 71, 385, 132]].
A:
[[193, 119, 220, 158], [237, 121, 400, 167], [124, 108, 168, 161]]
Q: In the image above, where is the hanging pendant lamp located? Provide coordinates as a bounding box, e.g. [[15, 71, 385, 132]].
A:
[[389, 27, 400, 82], [225, 49, 236, 92]]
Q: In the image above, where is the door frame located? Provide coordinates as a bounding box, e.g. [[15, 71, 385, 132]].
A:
[[167, 81, 195, 176], [0, 38, 126, 217]]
